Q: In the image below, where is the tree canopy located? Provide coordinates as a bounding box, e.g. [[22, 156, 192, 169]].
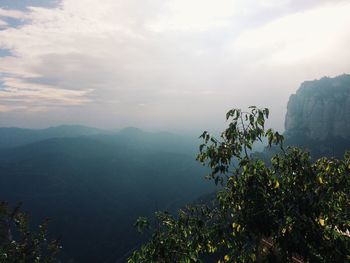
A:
[[0, 202, 60, 263], [128, 106, 350, 262]]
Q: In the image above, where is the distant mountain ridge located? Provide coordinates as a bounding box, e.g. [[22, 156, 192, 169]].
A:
[[0, 125, 108, 148]]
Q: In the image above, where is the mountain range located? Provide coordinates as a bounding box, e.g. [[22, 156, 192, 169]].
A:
[[2, 74, 350, 262]]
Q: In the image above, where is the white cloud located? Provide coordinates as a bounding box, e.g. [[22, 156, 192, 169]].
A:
[[230, 1, 350, 66], [0, 0, 349, 130], [0, 8, 26, 29], [259, 0, 290, 8], [145, 0, 298, 32], [0, 77, 92, 109], [146, 0, 238, 32], [0, 104, 27, 113], [0, 19, 8, 28], [0, 8, 26, 19]]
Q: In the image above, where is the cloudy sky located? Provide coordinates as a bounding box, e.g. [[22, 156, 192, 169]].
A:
[[0, 0, 349, 133]]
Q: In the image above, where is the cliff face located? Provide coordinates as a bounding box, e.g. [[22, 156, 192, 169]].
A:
[[285, 74, 350, 140]]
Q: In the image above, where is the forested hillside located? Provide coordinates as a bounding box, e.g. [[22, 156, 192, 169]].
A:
[[0, 128, 213, 262]]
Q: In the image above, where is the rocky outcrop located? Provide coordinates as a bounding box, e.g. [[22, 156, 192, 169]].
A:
[[285, 74, 350, 140]]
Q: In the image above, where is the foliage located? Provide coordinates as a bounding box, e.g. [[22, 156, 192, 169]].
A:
[[128, 106, 350, 262], [0, 202, 61, 263]]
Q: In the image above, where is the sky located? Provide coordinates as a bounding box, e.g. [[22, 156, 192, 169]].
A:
[[0, 0, 349, 134]]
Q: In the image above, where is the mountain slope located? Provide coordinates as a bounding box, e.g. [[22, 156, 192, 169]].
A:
[[0, 130, 213, 262]]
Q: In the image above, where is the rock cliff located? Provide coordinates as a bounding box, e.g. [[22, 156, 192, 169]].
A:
[[285, 74, 350, 140]]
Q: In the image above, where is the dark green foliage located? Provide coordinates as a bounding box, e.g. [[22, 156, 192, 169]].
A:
[[0, 202, 60, 263], [129, 107, 350, 262]]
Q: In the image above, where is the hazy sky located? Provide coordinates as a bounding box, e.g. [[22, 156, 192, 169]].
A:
[[0, 0, 349, 134]]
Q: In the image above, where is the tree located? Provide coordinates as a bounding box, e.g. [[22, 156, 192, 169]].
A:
[[128, 106, 350, 262], [0, 202, 61, 263]]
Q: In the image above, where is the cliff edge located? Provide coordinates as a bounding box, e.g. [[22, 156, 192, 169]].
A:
[[285, 74, 350, 140]]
